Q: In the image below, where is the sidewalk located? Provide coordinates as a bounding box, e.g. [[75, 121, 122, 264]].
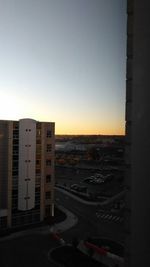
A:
[[49, 204, 78, 233], [0, 204, 78, 241], [0, 188, 125, 241]]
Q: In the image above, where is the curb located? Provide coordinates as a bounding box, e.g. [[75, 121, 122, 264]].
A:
[[55, 186, 126, 206], [50, 204, 78, 233]]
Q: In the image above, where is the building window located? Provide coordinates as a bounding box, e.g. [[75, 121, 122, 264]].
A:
[[13, 135, 18, 139], [36, 146, 41, 154], [13, 170, 18, 176], [13, 166, 18, 171], [46, 160, 51, 166], [46, 175, 51, 183], [47, 144, 52, 152], [36, 160, 40, 165], [13, 150, 18, 155], [12, 199, 18, 208], [0, 217, 7, 229], [47, 130, 52, 138], [13, 139, 19, 145], [13, 122, 19, 129], [25, 178, 31, 181], [12, 190, 18, 200], [24, 196, 30, 200], [13, 161, 18, 167], [35, 176, 41, 184], [36, 129, 41, 137], [35, 187, 40, 193], [45, 191, 51, 199], [45, 205, 51, 216], [13, 178, 18, 187], [36, 169, 41, 175], [13, 129, 19, 139], [13, 155, 18, 161]]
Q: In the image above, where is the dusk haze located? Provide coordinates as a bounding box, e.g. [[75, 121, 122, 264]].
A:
[[0, 0, 126, 135], [1, 1, 150, 266]]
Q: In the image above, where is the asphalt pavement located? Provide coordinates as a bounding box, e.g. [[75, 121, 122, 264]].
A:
[[55, 189, 125, 244], [0, 182, 125, 267]]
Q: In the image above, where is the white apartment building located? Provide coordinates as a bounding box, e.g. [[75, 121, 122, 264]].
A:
[[0, 118, 55, 231]]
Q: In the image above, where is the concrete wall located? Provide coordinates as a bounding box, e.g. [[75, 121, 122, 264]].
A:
[[18, 119, 36, 210], [125, 0, 150, 266]]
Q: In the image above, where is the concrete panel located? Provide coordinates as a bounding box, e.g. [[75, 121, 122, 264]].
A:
[[18, 119, 36, 210]]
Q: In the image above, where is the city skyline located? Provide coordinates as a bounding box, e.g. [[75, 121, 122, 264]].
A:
[[0, 0, 126, 135]]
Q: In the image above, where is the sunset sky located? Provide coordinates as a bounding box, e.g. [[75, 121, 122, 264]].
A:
[[0, 0, 126, 135]]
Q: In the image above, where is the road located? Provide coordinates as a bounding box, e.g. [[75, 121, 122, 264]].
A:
[[0, 189, 124, 267], [55, 189, 125, 244]]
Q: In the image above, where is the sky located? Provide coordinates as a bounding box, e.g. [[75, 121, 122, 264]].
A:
[[0, 0, 126, 135]]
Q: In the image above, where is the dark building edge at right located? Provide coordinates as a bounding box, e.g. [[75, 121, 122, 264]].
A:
[[125, 0, 150, 266]]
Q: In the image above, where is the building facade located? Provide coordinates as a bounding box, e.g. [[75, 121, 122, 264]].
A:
[[125, 0, 150, 266], [0, 118, 55, 231]]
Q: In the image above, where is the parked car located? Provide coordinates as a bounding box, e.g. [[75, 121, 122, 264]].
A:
[[70, 184, 87, 193], [83, 177, 93, 183], [95, 173, 105, 179], [70, 184, 79, 190]]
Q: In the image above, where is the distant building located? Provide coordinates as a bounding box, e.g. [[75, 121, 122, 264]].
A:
[[0, 118, 55, 231]]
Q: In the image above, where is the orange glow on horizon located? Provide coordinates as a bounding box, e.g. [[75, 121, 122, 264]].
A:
[[0, 91, 125, 136], [55, 125, 125, 136]]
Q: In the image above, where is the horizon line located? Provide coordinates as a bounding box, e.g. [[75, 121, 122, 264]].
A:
[[55, 133, 125, 136]]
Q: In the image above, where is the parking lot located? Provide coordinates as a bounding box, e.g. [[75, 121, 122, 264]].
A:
[[55, 166, 124, 198]]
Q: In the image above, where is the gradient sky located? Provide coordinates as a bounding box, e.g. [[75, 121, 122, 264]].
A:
[[0, 0, 126, 135]]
